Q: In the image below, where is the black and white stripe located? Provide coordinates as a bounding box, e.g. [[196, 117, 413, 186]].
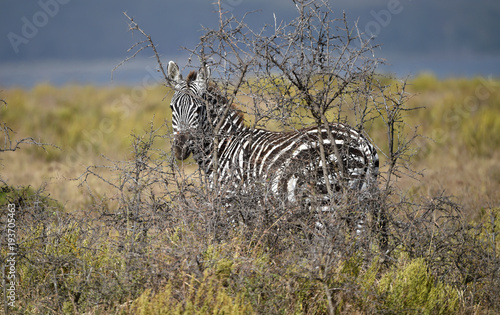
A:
[[167, 61, 379, 205]]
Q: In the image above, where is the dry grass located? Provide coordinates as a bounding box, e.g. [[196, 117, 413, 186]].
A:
[[1, 83, 171, 210]]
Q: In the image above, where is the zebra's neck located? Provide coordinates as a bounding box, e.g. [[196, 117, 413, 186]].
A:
[[194, 101, 249, 177]]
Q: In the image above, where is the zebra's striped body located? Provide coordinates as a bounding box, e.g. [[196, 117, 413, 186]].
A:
[[168, 61, 379, 204]]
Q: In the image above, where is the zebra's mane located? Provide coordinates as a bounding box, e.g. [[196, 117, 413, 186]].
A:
[[204, 79, 245, 128], [182, 67, 246, 128], [186, 70, 198, 87]]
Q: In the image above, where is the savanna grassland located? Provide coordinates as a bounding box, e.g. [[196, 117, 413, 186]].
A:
[[1, 74, 499, 314], [2, 75, 499, 217]]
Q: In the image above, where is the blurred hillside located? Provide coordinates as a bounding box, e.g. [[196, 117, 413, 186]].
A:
[[2, 0, 500, 61], [1, 0, 500, 87]]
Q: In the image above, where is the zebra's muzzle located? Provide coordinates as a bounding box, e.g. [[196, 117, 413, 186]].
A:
[[173, 132, 192, 160]]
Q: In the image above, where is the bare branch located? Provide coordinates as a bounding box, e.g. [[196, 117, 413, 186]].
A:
[[112, 12, 169, 84], [1, 122, 57, 153]]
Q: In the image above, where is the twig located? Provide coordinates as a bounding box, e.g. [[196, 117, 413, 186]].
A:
[[1, 122, 57, 153], [112, 12, 169, 84]]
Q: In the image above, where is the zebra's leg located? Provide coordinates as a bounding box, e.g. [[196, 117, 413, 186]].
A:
[[354, 185, 389, 252]]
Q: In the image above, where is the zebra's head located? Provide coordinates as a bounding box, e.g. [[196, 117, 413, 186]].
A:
[[167, 61, 211, 160]]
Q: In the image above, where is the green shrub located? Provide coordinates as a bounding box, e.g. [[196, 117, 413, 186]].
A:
[[130, 272, 254, 315], [378, 258, 459, 314]]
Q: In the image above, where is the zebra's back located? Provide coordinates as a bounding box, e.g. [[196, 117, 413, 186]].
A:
[[215, 123, 379, 203]]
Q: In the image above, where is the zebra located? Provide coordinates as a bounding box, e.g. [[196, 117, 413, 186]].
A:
[[167, 61, 381, 232]]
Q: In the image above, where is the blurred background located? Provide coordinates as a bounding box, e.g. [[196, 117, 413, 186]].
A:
[[1, 0, 500, 87]]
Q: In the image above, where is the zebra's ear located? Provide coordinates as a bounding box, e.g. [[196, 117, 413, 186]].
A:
[[167, 61, 182, 84], [197, 64, 211, 82]]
